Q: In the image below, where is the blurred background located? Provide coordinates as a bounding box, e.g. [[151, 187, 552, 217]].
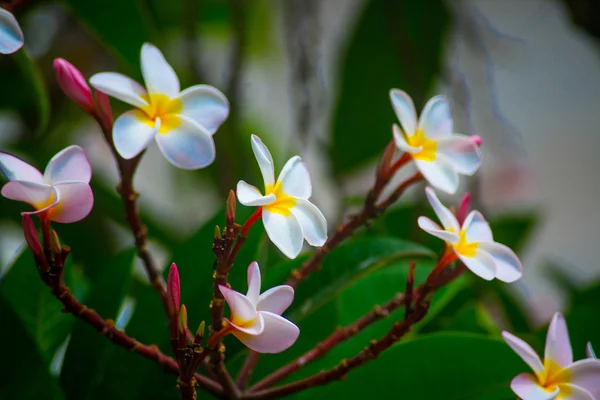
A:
[[0, 0, 599, 398]]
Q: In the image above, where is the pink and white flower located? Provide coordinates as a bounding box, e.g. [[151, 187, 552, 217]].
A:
[[89, 43, 229, 169], [418, 186, 522, 282], [0, 8, 23, 54], [0, 146, 93, 223], [503, 313, 600, 400], [236, 135, 327, 259], [390, 89, 481, 194], [219, 262, 299, 354]]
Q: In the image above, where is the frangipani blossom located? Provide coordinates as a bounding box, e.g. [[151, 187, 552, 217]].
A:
[[503, 313, 600, 400], [219, 262, 299, 353], [390, 89, 481, 194], [0, 8, 23, 54], [236, 135, 327, 259], [418, 187, 522, 282], [0, 146, 93, 223], [89, 43, 229, 169]]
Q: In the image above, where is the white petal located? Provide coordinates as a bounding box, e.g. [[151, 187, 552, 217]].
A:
[[458, 249, 496, 281], [236, 180, 275, 206], [424, 186, 460, 232], [89, 72, 148, 109], [155, 115, 215, 169], [112, 110, 158, 159], [257, 285, 294, 315], [0, 153, 42, 182], [227, 313, 264, 336], [278, 156, 312, 200], [262, 209, 303, 259], [477, 241, 523, 283], [417, 216, 459, 244], [502, 331, 545, 379], [251, 135, 275, 188], [1, 180, 54, 208], [544, 313, 573, 369], [392, 124, 420, 153], [234, 311, 299, 354], [436, 134, 482, 175], [0, 8, 23, 54], [178, 85, 229, 135], [290, 199, 327, 247], [415, 158, 459, 195], [463, 211, 493, 243], [390, 89, 417, 136], [140, 43, 180, 97], [51, 182, 94, 223], [559, 384, 595, 400], [586, 342, 597, 359], [555, 359, 600, 398], [510, 373, 559, 400], [246, 262, 261, 305], [43, 145, 92, 184], [219, 285, 257, 323], [418, 95, 452, 139]]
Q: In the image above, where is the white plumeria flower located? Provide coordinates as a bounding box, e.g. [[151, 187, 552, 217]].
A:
[[219, 262, 299, 354], [89, 43, 229, 169], [503, 313, 600, 400], [0, 8, 23, 54], [418, 187, 522, 282], [587, 343, 597, 360], [236, 135, 327, 259], [0, 146, 93, 223], [390, 89, 482, 194]]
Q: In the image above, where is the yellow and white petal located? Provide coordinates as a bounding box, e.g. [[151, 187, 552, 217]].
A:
[[0, 8, 23, 54], [502, 331, 545, 379], [510, 373, 559, 400], [414, 158, 459, 194], [290, 199, 327, 247], [392, 124, 421, 153], [219, 284, 257, 323], [417, 216, 459, 244], [0, 152, 43, 182], [250, 135, 275, 188], [262, 209, 303, 259], [457, 249, 496, 280], [246, 262, 262, 305], [418, 95, 452, 139], [1, 180, 54, 208], [155, 115, 215, 169], [436, 134, 482, 175], [477, 241, 523, 283], [555, 359, 600, 399], [140, 43, 180, 97], [228, 313, 264, 336], [257, 285, 294, 315], [44, 145, 92, 184], [89, 72, 148, 109], [113, 110, 159, 159], [543, 312, 573, 370], [178, 85, 229, 135], [462, 211, 493, 243], [278, 156, 312, 200], [51, 182, 93, 223], [235, 311, 299, 354], [424, 186, 460, 232], [236, 181, 276, 206], [559, 384, 595, 400], [390, 89, 417, 136]]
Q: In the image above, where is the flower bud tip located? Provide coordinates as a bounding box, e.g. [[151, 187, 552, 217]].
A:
[[54, 58, 95, 113]]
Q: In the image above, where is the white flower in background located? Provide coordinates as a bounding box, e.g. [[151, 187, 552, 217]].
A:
[[219, 262, 299, 353], [418, 187, 522, 282], [503, 313, 600, 400], [0, 8, 23, 54], [89, 43, 229, 169], [390, 89, 481, 194], [0, 146, 93, 223], [236, 135, 327, 259]]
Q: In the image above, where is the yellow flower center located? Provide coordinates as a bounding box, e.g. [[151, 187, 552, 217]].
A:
[[264, 181, 296, 216], [450, 228, 478, 258], [34, 189, 57, 211], [539, 360, 571, 397], [136, 93, 183, 134], [406, 129, 437, 161]]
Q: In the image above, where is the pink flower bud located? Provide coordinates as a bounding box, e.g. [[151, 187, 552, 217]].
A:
[[226, 190, 236, 226], [94, 90, 113, 129], [167, 263, 181, 315], [21, 214, 42, 260], [471, 135, 483, 147], [456, 192, 471, 225], [54, 58, 95, 113]]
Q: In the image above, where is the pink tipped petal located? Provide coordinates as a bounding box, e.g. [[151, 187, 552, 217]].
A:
[[502, 331, 545, 379], [54, 58, 95, 112], [510, 373, 559, 400], [392, 124, 420, 153], [436, 134, 482, 175], [140, 43, 180, 97], [89, 72, 148, 109], [417, 216, 459, 244], [278, 156, 312, 200], [555, 359, 600, 398], [458, 250, 496, 281], [424, 186, 460, 232], [236, 181, 275, 206], [227, 313, 265, 336], [167, 263, 181, 312], [235, 312, 299, 354], [51, 182, 93, 223], [0, 8, 23, 54], [290, 199, 327, 247], [178, 85, 229, 135], [0, 153, 43, 182], [414, 158, 459, 195], [262, 209, 303, 259], [544, 313, 573, 369], [112, 110, 158, 159], [155, 115, 215, 169], [1, 180, 54, 208], [44, 145, 92, 184], [246, 262, 261, 305], [477, 241, 523, 283], [418, 95, 452, 139], [560, 384, 595, 400], [219, 285, 257, 323], [257, 285, 294, 315], [250, 135, 275, 188], [587, 342, 596, 359], [462, 211, 493, 243], [390, 89, 417, 136]]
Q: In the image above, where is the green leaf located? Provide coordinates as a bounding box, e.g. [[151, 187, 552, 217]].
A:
[[488, 213, 539, 254]]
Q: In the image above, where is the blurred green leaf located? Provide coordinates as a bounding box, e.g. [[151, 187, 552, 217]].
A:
[[489, 213, 539, 254], [565, 282, 600, 360]]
